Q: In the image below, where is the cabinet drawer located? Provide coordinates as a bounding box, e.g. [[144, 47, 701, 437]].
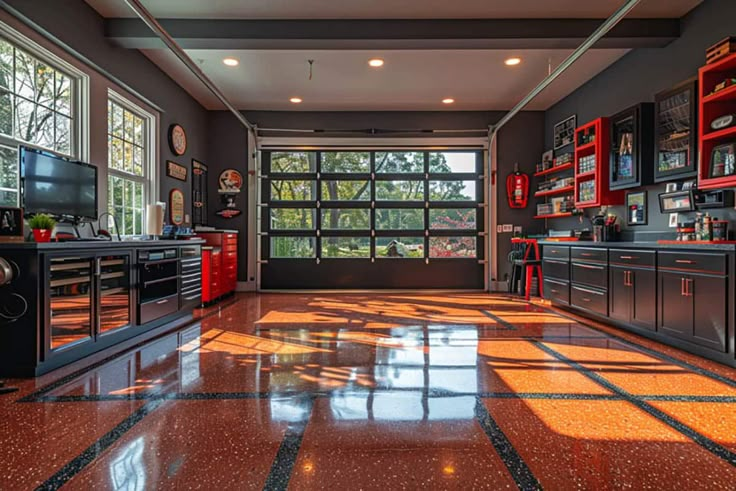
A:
[[544, 279, 569, 305], [658, 251, 726, 275], [609, 249, 655, 268], [139, 294, 178, 325], [225, 233, 237, 241], [571, 262, 608, 289], [571, 247, 607, 264], [543, 259, 570, 281], [543, 246, 569, 261], [571, 285, 608, 316]]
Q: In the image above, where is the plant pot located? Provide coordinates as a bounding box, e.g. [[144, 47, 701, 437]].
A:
[[32, 229, 52, 243]]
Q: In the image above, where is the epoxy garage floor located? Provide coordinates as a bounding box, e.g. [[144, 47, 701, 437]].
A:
[[2, 293, 736, 489]]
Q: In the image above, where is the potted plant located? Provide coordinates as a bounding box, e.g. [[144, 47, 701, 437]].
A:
[[28, 214, 56, 243]]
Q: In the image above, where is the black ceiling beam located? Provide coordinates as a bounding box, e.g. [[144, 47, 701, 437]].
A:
[[104, 18, 680, 50]]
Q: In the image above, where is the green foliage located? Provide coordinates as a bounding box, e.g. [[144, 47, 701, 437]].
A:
[[28, 213, 56, 230]]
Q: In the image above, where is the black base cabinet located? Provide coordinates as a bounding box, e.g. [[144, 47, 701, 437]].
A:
[[542, 243, 735, 367]]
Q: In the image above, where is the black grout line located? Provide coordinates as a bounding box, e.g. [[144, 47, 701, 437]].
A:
[[474, 396, 542, 491], [534, 303, 736, 389], [262, 396, 315, 491], [480, 309, 518, 330], [34, 399, 165, 491], [531, 339, 736, 467]]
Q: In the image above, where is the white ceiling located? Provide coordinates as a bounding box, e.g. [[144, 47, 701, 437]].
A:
[[143, 48, 630, 111], [85, 0, 702, 19], [84, 0, 700, 112]]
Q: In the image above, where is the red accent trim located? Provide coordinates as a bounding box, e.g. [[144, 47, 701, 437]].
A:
[[533, 162, 573, 177]]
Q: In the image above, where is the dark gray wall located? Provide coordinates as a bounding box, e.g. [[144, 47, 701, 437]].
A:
[[544, 0, 736, 237], [4, 0, 209, 224]]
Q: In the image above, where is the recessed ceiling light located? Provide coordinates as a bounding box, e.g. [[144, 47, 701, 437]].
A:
[[222, 57, 239, 67], [368, 58, 385, 67], [290, 97, 303, 104], [504, 57, 522, 66], [442, 98, 455, 104]]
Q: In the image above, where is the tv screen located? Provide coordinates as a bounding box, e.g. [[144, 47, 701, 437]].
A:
[[21, 147, 98, 219]]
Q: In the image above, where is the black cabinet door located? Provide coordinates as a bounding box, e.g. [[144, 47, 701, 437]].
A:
[[608, 267, 630, 323], [653, 79, 698, 183], [630, 268, 656, 331], [658, 271, 693, 341], [609, 103, 654, 190], [691, 274, 728, 352]]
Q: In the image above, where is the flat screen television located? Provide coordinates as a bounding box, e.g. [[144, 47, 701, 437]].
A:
[[20, 146, 98, 219]]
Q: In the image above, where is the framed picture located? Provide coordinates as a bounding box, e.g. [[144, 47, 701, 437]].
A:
[[166, 161, 188, 181], [554, 115, 577, 150], [669, 213, 679, 228], [626, 191, 647, 226], [665, 182, 678, 192], [0, 207, 24, 242]]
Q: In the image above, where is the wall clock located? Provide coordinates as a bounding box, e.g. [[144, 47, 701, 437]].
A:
[[168, 124, 187, 156]]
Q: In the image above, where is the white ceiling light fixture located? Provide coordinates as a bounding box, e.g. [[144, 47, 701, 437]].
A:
[[222, 57, 239, 67], [290, 97, 303, 104], [442, 98, 455, 104], [504, 57, 522, 66], [368, 58, 385, 67]]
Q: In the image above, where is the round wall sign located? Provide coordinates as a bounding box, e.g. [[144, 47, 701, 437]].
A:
[[218, 169, 243, 194], [168, 124, 187, 156]]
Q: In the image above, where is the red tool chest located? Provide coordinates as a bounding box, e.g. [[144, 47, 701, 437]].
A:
[[196, 231, 238, 304]]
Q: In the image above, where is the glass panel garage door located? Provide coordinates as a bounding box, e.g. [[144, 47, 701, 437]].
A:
[[261, 150, 484, 289]]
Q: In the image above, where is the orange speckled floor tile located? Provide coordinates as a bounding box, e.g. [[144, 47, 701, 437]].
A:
[[3, 293, 736, 489]]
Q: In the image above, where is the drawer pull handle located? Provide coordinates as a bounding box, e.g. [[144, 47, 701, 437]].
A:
[[619, 256, 638, 260], [675, 260, 695, 264], [574, 286, 604, 296], [582, 297, 591, 302], [550, 289, 559, 294], [577, 264, 603, 270], [580, 253, 594, 257], [156, 299, 169, 305]]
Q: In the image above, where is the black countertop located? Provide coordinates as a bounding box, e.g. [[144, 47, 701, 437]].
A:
[[537, 240, 736, 251], [0, 239, 205, 250]]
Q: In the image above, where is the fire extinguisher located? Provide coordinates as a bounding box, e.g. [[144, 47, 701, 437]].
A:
[[506, 163, 529, 209]]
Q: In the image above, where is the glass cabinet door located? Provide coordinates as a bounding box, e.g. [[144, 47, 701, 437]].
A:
[[98, 254, 132, 335], [48, 256, 95, 351], [654, 81, 697, 182], [611, 114, 636, 186]]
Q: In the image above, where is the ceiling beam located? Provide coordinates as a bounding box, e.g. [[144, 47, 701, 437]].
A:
[[104, 18, 679, 50]]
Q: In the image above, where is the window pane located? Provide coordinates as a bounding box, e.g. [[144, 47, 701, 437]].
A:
[[123, 109, 135, 142], [429, 237, 476, 258], [429, 152, 477, 173], [429, 180, 476, 201], [429, 209, 476, 229], [0, 39, 11, 91], [0, 189, 17, 206], [0, 92, 11, 136], [271, 237, 315, 258], [55, 73, 71, 116], [0, 144, 18, 190], [375, 152, 423, 173], [111, 102, 124, 137], [321, 237, 370, 258], [320, 208, 370, 230], [110, 137, 124, 171], [134, 116, 144, 146], [376, 180, 424, 201], [35, 62, 54, 109], [376, 237, 424, 258], [271, 152, 316, 173], [14, 50, 34, 99], [321, 152, 370, 173], [133, 146, 143, 177], [376, 208, 424, 230], [271, 180, 315, 201], [55, 113, 71, 155], [270, 208, 315, 230], [321, 180, 370, 201]]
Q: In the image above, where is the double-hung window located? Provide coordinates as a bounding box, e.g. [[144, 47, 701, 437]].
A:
[[107, 93, 154, 236], [0, 24, 85, 206]]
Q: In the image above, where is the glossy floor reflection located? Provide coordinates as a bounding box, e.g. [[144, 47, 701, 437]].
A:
[[2, 293, 736, 490]]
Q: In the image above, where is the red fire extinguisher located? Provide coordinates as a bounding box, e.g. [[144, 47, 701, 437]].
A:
[[506, 163, 529, 209]]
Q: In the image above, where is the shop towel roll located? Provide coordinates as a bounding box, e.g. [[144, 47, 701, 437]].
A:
[[145, 203, 164, 236]]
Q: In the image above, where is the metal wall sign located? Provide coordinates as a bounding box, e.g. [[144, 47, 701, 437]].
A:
[[166, 160, 188, 181], [216, 169, 244, 219]]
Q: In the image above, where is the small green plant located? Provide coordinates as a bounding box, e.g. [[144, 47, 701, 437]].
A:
[[28, 214, 56, 231]]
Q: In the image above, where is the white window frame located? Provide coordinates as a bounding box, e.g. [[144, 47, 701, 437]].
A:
[[0, 20, 89, 206], [106, 89, 157, 236]]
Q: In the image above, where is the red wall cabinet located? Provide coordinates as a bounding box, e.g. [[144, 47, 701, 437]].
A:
[[574, 117, 624, 208]]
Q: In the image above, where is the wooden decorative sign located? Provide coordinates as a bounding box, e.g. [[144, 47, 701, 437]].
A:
[[0, 207, 24, 243], [166, 161, 188, 181], [169, 189, 185, 225]]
